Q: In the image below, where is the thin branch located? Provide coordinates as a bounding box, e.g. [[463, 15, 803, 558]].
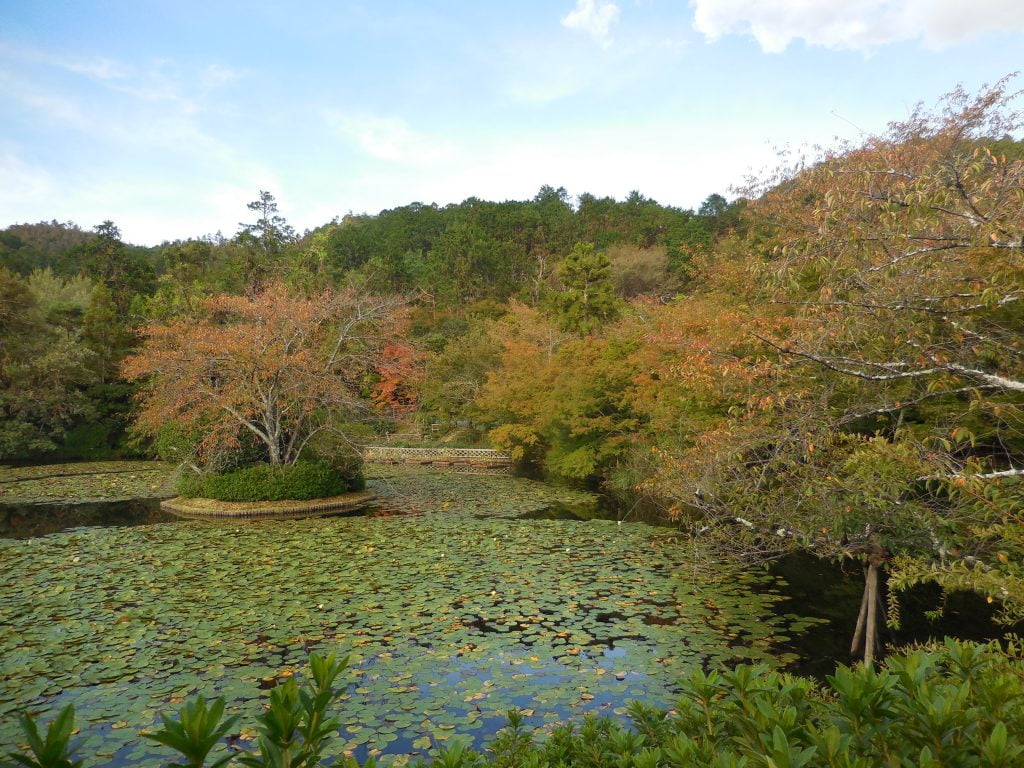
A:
[[839, 386, 994, 424], [754, 333, 1024, 393], [865, 243, 965, 273]]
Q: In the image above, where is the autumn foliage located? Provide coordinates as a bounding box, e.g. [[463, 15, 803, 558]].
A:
[[372, 341, 425, 415], [465, 79, 1024, 658], [123, 282, 401, 468], [628, 80, 1024, 656]]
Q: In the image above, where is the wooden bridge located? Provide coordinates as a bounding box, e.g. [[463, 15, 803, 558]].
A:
[[363, 446, 513, 473]]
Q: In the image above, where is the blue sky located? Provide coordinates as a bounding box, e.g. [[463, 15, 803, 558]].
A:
[[1, 0, 1022, 245]]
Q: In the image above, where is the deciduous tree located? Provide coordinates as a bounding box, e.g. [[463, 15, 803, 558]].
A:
[[642, 78, 1024, 662], [123, 282, 401, 469]]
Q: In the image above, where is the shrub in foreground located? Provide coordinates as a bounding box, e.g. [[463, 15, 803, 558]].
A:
[[176, 461, 358, 502], [7, 640, 1024, 768]]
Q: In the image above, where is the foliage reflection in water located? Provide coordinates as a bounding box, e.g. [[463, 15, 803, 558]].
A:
[[0, 467, 820, 766]]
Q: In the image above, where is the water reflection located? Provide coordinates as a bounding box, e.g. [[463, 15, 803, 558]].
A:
[[769, 551, 1021, 677], [0, 498, 175, 539]]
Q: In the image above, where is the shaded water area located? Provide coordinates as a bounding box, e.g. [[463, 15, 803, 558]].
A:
[[0, 461, 177, 538], [0, 498, 174, 539], [768, 552, 1019, 678], [0, 463, 1013, 766]]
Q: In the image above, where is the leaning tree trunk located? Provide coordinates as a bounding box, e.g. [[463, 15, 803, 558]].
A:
[[850, 544, 888, 665]]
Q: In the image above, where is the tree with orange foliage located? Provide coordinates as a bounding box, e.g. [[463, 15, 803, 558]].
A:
[[640, 78, 1024, 663], [123, 281, 402, 469], [475, 301, 643, 481]]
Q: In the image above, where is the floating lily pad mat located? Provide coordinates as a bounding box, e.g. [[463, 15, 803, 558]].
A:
[[0, 462, 176, 504], [0, 468, 820, 766]]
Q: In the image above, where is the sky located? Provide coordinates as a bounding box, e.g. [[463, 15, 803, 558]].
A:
[[1, 0, 1022, 245]]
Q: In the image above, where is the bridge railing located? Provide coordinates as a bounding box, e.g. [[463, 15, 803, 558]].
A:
[[363, 446, 512, 462]]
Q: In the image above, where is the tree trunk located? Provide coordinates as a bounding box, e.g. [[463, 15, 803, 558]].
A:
[[267, 434, 282, 465], [863, 561, 880, 665], [850, 544, 888, 665], [849, 565, 870, 656]]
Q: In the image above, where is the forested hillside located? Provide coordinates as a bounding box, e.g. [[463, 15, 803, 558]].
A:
[[0, 185, 731, 460]]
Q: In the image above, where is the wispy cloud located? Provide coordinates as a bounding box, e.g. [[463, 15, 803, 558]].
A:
[[0, 41, 276, 242], [325, 110, 453, 167], [561, 0, 621, 48], [0, 145, 53, 209], [200, 63, 244, 90], [0, 41, 131, 80], [0, 69, 91, 129], [62, 57, 129, 80], [690, 0, 1024, 53]]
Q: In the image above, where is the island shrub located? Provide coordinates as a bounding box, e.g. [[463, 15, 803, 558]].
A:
[[176, 460, 355, 502], [300, 427, 368, 489]]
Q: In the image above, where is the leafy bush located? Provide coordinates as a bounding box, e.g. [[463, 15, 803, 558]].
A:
[[176, 461, 353, 502], [8, 640, 1023, 768], [154, 423, 201, 464], [155, 423, 267, 474], [299, 427, 366, 483]]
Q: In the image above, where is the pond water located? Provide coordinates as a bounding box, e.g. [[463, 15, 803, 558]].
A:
[[0, 498, 173, 539], [0, 466, 821, 766]]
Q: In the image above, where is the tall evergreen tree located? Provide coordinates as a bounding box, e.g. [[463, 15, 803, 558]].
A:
[[552, 242, 620, 335]]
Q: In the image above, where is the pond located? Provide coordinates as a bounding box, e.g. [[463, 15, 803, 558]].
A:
[[0, 464, 820, 766]]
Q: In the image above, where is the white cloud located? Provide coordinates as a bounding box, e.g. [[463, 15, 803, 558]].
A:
[[561, 0, 621, 48], [690, 0, 1024, 53], [63, 57, 129, 80], [325, 111, 453, 167], [0, 70, 91, 129], [200, 63, 243, 89], [0, 41, 130, 80]]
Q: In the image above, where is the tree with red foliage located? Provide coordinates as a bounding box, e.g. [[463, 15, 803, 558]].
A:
[[373, 342, 424, 415]]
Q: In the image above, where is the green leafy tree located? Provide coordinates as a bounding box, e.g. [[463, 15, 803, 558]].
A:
[[0, 269, 92, 458], [475, 302, 641, 482], [236, 191, 296, 294], [0, 220, 93, 276], [419, 320, 502, 423], [82, 284, 132, 382], [24, 268, 93, 330], [79, 221, 156, 310], [551, 242, 620, 335]]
